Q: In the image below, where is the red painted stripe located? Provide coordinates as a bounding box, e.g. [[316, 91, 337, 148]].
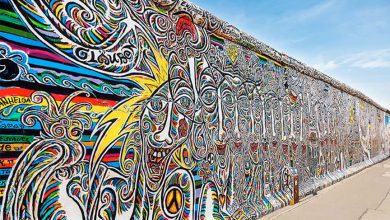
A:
[[0, 158, 17, 168], [4, 41, 72, 64], [0, 88, 118, 106], [44, 184, 58, 197], [0, 158, 17, 161], [84, 153, 120, 162]]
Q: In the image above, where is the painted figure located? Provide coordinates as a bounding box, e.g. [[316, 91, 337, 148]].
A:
[[0, 0, 389, 219]]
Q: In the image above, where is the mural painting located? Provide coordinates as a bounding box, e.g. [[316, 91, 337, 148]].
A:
[[0, 0, 389, 219]]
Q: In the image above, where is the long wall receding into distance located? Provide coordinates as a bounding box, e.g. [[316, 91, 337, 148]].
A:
[[1, 0, 389, 219]]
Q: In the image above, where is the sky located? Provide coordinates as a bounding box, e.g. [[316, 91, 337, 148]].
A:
[[190, 0, 390, 109]]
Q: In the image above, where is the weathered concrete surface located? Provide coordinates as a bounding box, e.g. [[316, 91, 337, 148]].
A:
[[263, 157, 390, 220], [2, 0, 390, 218]]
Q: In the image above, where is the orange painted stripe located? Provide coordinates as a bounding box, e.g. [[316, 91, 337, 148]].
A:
[[0, 143, 29, 152], [0, 159, 17, 168]]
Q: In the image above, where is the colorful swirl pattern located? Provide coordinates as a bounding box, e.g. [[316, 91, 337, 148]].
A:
[[0, 0, 389, 219]]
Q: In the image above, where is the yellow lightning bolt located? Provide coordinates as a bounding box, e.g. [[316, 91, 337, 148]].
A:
[[89, 37, 168, 177]]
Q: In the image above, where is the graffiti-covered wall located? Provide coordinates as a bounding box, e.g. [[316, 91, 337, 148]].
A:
[[0, 0, 389, 219]]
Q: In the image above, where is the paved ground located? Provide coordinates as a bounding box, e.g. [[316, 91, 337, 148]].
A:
[[262, 158, 390, 220]]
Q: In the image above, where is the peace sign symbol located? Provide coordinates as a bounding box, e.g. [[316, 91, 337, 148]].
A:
[[165, 187, 183, 215]]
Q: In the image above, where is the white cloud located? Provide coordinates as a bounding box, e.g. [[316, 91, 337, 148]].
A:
[[313, 60, 338, 72], [308, 49, 390, 73], [304, 54, 339, 73], [279, 1, 336, 23], [341, 49, 390, 68]]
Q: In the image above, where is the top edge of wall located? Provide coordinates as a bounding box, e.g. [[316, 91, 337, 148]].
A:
[[152, 0, 390, 113]]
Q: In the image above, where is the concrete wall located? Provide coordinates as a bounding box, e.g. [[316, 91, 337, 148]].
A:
[[0, 0, 389, 219]]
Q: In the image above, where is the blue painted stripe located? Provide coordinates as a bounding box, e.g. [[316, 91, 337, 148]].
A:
[[0, 169, 11, 176], [0, 35, 141, 86], [106, 162, 120, 168], [29, 58, 141, 86], [21, 5, 47, 24], [0, 32, 45, 47], [29, 58, 120, 81], [85, 144, 123, 150]]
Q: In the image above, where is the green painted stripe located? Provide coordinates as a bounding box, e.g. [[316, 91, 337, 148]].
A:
[[44, 35, 62, 43], [0, 135, 35, 143], [0, 14, 23, 26], [0, 9, 51, 30], [0, 9, 18, 19], [7, 114, 23, 121], [0, 24, 36, 39], [211, 34, 225, 44], [81, 135, 97, 142], [0, 9, 51, 31], [29, 17, 51, 30]]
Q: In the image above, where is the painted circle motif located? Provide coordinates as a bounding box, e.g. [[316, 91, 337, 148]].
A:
[[165, 187, 183, 215]]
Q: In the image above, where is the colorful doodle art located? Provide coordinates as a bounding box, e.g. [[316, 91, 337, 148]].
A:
[[0, 0, 389, 219]]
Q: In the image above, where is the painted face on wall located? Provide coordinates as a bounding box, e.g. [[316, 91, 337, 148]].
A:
[[250, 89, 262, 164], [237, 84, 251, 136], [219, 75, 236, 140], [190, 66, 219, 159], [188, 62, 227, 187], [212, 75, 236, 192], [141, 62, 195, 191], [198, 68, 219, 131]]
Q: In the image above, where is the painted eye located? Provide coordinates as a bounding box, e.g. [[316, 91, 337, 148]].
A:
[[70, 128, 81, 137], [60, 118, 70, 126], [201, 89, 216, 106], [253, 98, 261, 109], [147, 97, 167, 112], [207, 153, 215, 164], [222, 93, 234, 106], [177, 95, 193, 110], [238, 97, 249, 112]]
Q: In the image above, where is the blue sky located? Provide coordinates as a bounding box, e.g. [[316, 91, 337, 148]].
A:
[[190, 0, 390, 109]]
